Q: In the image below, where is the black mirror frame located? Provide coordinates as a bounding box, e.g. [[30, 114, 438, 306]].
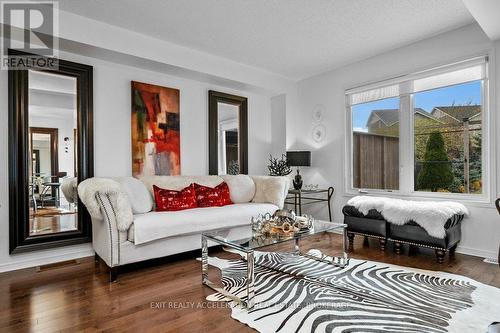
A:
[[8, 50, 94, 253], [208, 90, 248, 175]]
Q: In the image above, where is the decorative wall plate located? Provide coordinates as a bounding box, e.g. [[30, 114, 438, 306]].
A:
[[312, 104, 325, 123], [312, 124, 326, 142]]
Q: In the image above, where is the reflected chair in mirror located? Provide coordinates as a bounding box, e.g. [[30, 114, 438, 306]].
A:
[[40, 172, 68, 209], [40, 176, 61, 208], [61, 177, 79, 211], [28, 182, 38, 213]]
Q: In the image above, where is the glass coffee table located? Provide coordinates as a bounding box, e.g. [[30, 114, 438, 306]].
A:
[[201, 220, 348, 309]]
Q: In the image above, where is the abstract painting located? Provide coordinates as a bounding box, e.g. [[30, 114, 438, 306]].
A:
[[131, 81, 180, 177]]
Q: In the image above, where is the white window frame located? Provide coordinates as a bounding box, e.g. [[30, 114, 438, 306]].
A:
[[344, 56, 495, 204]]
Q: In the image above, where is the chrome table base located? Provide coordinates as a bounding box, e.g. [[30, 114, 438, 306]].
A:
[[202, 235, 255, 309], [201, 226, 348, 310]]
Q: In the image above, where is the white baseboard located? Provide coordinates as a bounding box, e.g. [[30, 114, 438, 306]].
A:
[[455, 245, 497, 260], [0, 245, 94, 273]]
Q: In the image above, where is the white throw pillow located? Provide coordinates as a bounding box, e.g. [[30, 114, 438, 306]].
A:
[[251, 176, 289, 208], [117, 177, 154, 214], [139, 175, 223, 193], [220, 175, 256, 203]]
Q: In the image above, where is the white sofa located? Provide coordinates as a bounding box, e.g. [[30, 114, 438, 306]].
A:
[[78, 175, 289, 280]]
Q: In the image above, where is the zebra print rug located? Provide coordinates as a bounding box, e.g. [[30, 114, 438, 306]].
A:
[[206, 251, 500, 332]]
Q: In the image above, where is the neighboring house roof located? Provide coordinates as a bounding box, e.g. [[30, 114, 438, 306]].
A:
[[414, 108, 441, 122], [367, 109, 399, 127], [431, 105, 481, 122], [366, 108, 438, 128]]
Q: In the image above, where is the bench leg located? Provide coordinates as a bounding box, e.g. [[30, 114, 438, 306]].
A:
[[394, 242, 402, 255], [435, 249, 446, 264], [347, 233, 355, 251], [379, 239, 386, 251], [449, 245, 457, 258], [363, 236, 369, 247]]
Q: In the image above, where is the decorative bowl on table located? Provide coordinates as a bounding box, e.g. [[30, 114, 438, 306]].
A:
[[251, 210, 313, 236]]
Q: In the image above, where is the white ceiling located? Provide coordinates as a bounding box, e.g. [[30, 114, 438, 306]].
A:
[[29, 70, 76, 94], [59, 0, 474, 80], [29, 70, 76, 119], [218, 102, 239, 122], [462, 0, 500, 41]]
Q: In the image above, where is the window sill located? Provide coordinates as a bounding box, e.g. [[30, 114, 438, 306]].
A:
[[343, 189, 495, 208]]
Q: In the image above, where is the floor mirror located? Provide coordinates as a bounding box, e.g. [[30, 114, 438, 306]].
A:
[[9, 50, 93, 253], [208, 90, 248, 175]]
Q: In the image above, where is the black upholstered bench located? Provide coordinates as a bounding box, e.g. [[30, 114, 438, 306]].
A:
[[343, 205, 464, 263]]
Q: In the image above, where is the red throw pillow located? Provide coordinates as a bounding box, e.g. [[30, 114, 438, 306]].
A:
[[194, 182, 233, 207], [153, 184, 197, 212]]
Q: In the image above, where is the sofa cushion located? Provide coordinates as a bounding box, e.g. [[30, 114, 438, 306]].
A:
[[129, 203, 278, 244], [251, 176, 289, 208], [153, 184, 197, 211], [117, 177, 153, 214], [194, 182, 232, 207], [139, 175, 224, 193], [220, 175, 255, 203]]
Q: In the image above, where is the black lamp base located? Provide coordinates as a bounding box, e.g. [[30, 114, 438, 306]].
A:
[[293, 169, 303, 190]]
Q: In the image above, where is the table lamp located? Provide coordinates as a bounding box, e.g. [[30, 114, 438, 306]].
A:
[[286, 151, 311, 190]]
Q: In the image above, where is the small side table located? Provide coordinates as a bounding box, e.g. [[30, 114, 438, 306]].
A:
[[285, 187, 335, 221]]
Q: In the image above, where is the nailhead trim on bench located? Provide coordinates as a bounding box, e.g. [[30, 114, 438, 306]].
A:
[[347, 232, 449, 251], [387, 237, 446, 251], [347, 231, 385, 240]]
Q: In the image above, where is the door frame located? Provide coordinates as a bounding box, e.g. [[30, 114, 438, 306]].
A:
[[30, 127, 59, 178]]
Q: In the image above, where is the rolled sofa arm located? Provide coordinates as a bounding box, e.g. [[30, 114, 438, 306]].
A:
[[78, 178, 134, 267], [251, 176, 290, 209], [78, 177, 134, 231], [91, 192, 126, 267]]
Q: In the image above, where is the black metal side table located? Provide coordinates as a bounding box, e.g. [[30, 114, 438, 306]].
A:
[[285, 187, 335, 221]]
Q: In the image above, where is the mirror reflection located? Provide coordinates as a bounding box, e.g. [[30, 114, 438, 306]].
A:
[[28, 70, 78, 236], [217, 102, 240, 175]]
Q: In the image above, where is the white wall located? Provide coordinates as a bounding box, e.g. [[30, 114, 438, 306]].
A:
[[0, 49, 278, 272], [30, 115, 76, 179], [271, 94, 287, 157], [82, 53, 274, 177], [291, 24, 500, 259], [32, 139, 51, 175]]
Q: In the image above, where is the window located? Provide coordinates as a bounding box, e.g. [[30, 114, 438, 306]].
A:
[[346, 57, 488, 198], [352, 97, 400, 190], [413, 81, 482, 194]]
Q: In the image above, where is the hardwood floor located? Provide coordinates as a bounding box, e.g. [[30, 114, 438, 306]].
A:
[[1, 233, 499, 332], [29, 213, 78, 236]]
